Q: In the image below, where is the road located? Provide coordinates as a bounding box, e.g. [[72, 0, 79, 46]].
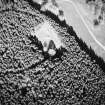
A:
[[57, 0, 105, 61]]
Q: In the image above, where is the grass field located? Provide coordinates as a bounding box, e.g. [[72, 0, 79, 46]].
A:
[[73, 0, 105, 45], [57, 0, 105, 61]]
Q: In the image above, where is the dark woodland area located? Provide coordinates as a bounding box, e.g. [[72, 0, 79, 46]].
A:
[[0, 0, 105, 105]]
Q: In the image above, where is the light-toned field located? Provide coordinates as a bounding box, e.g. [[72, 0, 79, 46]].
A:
[[57, 0, 105, 61], [73, 0, 105, 46]]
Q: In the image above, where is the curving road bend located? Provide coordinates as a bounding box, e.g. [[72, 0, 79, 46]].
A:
[[57, 0, 105, 61]]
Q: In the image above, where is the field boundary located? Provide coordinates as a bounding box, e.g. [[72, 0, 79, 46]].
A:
[[60, 0, 105, 51]]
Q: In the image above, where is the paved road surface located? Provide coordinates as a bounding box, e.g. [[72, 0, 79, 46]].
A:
[[57, 0, 105, 61]]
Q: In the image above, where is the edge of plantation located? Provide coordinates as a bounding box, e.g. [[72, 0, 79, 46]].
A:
[[26, 0, 105, 73]]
